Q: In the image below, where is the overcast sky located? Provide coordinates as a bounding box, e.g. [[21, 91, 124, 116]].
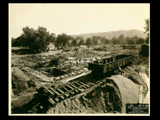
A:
[[9, 3, 150, 39]]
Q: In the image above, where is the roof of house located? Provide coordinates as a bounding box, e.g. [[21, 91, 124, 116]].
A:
[[48, 43, 55, 48]]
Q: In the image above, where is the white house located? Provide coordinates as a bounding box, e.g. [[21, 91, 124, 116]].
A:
[[47, 43, 56, 51]]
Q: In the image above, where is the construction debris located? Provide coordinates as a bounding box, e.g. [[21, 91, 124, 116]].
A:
[[11, 44, 149, 114]]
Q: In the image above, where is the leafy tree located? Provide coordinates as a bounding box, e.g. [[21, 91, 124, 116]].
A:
[[35, 26, 51, 51], [136, 38, 145, 44], [144, 18, 149, 44], [74, 36, 84, 46], [11, 38, 15, 46], [56, 33, 73, 48], [72, 39, 78, 46], [12, 37, 22, 47], [127, 37, 136, 44], [132, 35, 139, 43], [49, 33, 56, 43], [92, 36, 101, 45], [111, 37, 119, 44], [92, 36, 98, 45], [126, 36, 139, 44], [86, 38, 92, 47], [127, 39, 135, 44], [100, 37, 110, 44], [117, 34, 126, 44], [12, 26, 56, 53], [100, 37, 105, 44], [76, 36, 83, 41], [21, 27, 36, 48], [78, 39, 85, 46], [125, 36, 130, 42], [105, 38, 110, 44]]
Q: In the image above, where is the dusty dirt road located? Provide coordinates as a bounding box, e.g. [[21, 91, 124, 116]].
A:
[[12, 50, 63, 58]]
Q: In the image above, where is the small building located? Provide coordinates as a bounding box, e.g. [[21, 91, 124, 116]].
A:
[[47, 43, 56, 51], [141, 44, 149, 56]]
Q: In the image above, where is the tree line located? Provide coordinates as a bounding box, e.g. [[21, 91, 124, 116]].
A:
[[12, 26, 86, 52], [12, 26, 56, 53], [11, 27, 147, 52], [12, 19, 149, 53], [85, 34, 147, 47]]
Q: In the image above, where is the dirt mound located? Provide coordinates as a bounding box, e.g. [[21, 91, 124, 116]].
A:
[[46, 75, 141, 114], [58, 51, 75, 58], [47, 81, 121, 114], [12, 67, 30, 94], [123, 66, 148, 98], [74, 49, 88, 58], [107, 75, 140, 113], [11, 75, 143, 114]]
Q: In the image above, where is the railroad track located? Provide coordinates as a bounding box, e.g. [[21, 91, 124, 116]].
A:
[[39, 74, 104, 106], [38, 65, 131, 106]]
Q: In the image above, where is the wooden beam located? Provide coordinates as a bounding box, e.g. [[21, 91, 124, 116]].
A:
[[49, 87, 61, 96]]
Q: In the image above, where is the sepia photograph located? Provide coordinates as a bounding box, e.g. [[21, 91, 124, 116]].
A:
[[9, 3, 150, 116]]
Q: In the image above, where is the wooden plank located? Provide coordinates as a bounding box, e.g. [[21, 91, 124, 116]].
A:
[[74, 82, 82, 86], [69, 84, 80, 93], [63, 86, 70, 92], [54, 97, 59, 102], [60, 95, 65, 100], [48, 97, 56, 105], [64, 93, 70, 98], [69, 83, 77, 88], [70, 91, 75, 95], [66, 84, 75, 90], [80, 85, 88, 89], [49, 87, 61, 96], [77, 81, 90, 88], [42, 84, 54, 95], [79, 82, 85, 85], [57, 88, 65, 94]]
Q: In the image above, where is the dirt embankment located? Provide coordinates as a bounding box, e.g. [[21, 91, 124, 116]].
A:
[[122, 54, 149, 104], [123, 67, 148, 100], [11, 54, 149, 114], [46, 75, 142, 114], [12, 67, 30, 94], [11, 71, 148, 114], [47, 80, 122, 114], [11, 78, 122, 114]]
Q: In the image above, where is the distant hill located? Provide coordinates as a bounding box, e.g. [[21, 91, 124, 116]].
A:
[[71, 29, 146, 40]]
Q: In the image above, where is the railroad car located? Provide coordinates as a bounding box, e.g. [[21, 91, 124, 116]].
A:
[[141, 44, 149, 56], [88, 54, 134, 74]]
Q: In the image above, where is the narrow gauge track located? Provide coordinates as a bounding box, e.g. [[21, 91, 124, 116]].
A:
[[39, 74, 105, 106]]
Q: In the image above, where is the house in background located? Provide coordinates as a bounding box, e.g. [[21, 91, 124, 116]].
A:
[[47, 43, 57, 51]]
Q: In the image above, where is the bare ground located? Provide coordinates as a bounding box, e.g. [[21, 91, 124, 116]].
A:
[[11, 46, 149, 114]]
